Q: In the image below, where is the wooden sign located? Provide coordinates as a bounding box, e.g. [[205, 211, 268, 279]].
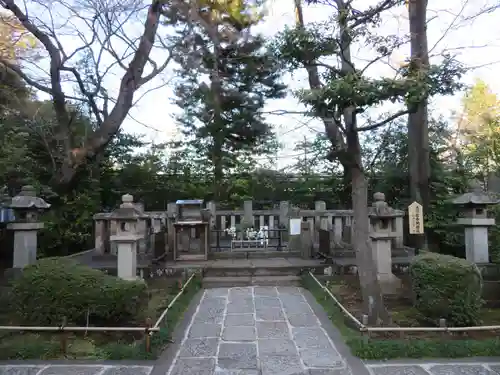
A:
[[408, 201, 424, 234]]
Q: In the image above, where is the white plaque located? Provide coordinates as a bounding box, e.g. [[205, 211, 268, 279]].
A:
[[408, 201, 424, 234], [289, 218, 302, 235]]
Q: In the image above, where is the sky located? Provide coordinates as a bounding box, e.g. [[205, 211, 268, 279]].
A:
[[16, 0, 500, 170]]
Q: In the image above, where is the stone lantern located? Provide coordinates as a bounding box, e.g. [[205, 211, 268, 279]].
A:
[[369, 192, 401, 294], [7, 185, 50, 269], [452, 180, 499, 263], [109, 194, 144, 280]]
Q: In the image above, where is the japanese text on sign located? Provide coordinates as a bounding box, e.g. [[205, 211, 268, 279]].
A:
[[408, 201, 424, 234]]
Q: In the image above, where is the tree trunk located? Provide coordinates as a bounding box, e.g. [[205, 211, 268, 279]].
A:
[[407, 0, 430, 250], [346, 112, 390, 325], [211, 38, 224, 202], [336, 0, 389, 324]]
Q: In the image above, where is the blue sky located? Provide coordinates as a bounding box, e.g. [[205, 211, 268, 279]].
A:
[[19, 0, 500, 170]]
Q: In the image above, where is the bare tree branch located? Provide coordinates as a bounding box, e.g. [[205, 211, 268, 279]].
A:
[[0, 0, 183, 188]]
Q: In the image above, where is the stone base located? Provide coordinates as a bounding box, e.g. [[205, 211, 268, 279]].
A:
[[378, 273, 402, 295], [3, 267, 23, 281]]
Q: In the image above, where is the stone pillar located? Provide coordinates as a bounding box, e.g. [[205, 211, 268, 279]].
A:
[[93, 215, 107, 255], [152, 217, 162, 233], [279, 200, 289, 243], [369, 192, 401, 294], [206, 201, 217, 229], [394, 215, 404, 248], [110, 194, 143, 280], [287, 207, 313, 258], [333, 217, 343, 245], [300, 221, 314, 259], [167, 202, 177, 258], [243, 200, 253, 228], [314, 201, 328, 244], [7, 185, 50, 269], [109, 219, 118, 255]]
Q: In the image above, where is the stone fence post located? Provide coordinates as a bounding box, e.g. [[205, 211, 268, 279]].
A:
[[243, 200, 253, 227]]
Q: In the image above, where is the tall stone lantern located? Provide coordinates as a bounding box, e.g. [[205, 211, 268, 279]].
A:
[[109, 194, 143, 280], [452, 181, 499, 264], [7, 185, 51, 269], [369, 192, 401, 294]]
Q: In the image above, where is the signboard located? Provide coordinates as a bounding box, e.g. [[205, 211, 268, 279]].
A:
[[408, 201, 424, 234], [289, 218, 302, 235]]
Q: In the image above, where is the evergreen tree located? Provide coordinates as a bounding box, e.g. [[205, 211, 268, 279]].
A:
[[173, 2, 286, 201]]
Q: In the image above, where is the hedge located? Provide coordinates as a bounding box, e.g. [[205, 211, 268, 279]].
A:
[[10, 258, 148, 326], [410, 252, 483, 327]]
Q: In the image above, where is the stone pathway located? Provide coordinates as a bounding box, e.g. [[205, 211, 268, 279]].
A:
[[166, 286, 353, 375], [0, 365, 154, 375], [366, 362, 500, 375]]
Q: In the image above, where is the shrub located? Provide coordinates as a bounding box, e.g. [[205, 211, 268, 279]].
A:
[[10, 258, 148, 326], [410, 252, 483, 327]]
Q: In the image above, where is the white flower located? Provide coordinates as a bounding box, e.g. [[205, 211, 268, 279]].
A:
[[225, 226, 237, 238]]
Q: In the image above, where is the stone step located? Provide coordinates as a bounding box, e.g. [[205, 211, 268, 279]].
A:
[[212, 250, 299, 259], [204, 265, 303, 277], [203, 275, 301, 288]]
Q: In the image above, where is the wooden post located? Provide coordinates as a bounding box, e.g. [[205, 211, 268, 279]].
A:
[[145, 318, 152, 352], [362, 315, 369, 343], [439, 318, 447, 338], [60, 317, 68, 355]]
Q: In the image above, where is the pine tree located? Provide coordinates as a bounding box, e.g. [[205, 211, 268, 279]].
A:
[[173, 2, 286, 201]]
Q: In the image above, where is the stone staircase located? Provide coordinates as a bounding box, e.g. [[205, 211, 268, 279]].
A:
[[201, 256, 323, 288]]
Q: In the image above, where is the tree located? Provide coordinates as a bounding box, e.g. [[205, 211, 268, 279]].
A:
[[407, 0, 430, 250], [458, 79, 500, 181], [0, 0, 183, 189], [275, 0, 463, 324], [173, 0, 286, 201]]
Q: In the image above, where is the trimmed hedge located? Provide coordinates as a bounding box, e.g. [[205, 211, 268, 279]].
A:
[[410, 252, 483, 327], [10, 258, 148, 326]]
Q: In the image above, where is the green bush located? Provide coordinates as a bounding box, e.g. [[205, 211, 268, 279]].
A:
[[410, 252, 483, 327], [10, 258, 148, 326]]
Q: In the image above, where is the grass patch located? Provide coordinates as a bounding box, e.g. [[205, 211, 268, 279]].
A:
[[0, 273, 202, 360], [301, 273, 500, 360]]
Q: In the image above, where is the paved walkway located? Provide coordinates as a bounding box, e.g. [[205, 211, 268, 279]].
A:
[[166, 286, 353, 375]]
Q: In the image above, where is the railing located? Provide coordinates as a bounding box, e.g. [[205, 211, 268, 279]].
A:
[[211, 228, 287, 252], [308, 272, 500, 337]]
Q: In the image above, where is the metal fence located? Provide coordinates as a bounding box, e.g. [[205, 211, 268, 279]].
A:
[[211, 228, 287, 252]]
